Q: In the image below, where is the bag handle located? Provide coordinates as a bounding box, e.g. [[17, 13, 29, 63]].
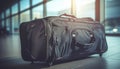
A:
[[59, 13, 76, 18]]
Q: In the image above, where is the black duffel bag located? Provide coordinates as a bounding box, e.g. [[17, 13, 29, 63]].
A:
[[19, 14, 108, 66]]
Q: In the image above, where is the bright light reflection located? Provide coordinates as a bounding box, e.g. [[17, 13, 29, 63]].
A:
[[75, 0, 95, 19], [113, 28, 118, 32], [47, 0, 71, 12]]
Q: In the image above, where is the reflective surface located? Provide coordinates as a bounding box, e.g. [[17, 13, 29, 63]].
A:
[[32, 0, 42, 6], [20, 11, 30, 23], [12, 4, 18, 15], [0, 35, 120, 69], [20, 0, 30, 11], [32, 5, 43, 20], [76, 0, 95, 19], [12, 15, 19, 33], [6, 18, 10, 33], [6, 9, 10, 17], [105, 0, 120, 34], [47, 0, 71, 16]]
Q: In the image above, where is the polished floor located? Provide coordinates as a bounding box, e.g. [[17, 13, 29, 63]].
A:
[[0, 35, 120, 69]]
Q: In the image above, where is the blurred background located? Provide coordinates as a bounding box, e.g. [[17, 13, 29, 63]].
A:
[[0, 0, 120, 35], [0, 0, 120, 69]]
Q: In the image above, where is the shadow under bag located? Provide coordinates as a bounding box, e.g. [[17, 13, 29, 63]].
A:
[[19, 15, 108, 66]]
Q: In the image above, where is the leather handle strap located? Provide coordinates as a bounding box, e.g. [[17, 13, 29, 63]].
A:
[[59, 13, 76, 18]]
